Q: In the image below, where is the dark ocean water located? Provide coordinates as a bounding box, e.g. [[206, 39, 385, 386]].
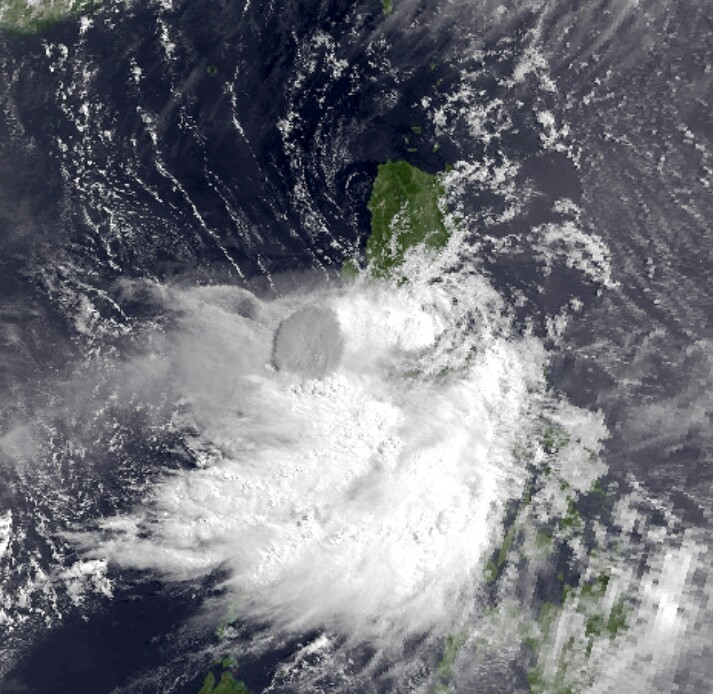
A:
[[0, 0, 712, 691]]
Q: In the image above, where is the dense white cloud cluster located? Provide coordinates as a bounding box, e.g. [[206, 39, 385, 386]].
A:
[[85, 270, 551, 645]]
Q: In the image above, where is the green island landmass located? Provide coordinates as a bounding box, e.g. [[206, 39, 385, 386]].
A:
[[364, 160, 449, 277], [0, 0, 101, 34], [197, 669, 250, 694], [526, 586, 630, 694], [448, 425, 631, 694], [381, 0, 393, 16], [350, 166, 628, 691]]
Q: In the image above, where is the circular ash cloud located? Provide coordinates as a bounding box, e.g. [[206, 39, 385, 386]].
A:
[[273, 306, 344, 379]]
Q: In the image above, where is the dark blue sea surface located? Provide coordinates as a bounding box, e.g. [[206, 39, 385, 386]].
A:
[[0, 0, 712, 691]]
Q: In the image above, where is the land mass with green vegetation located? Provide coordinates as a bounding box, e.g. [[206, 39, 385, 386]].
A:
[[364, 160, 449, 277], [0, 0, 101, 34], [197, 669, 250, 694]]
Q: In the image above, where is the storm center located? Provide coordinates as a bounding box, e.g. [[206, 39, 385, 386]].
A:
[[273, 306, 344, 378]]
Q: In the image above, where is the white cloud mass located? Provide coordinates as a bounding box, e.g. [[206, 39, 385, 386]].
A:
[[81, 266, 560, 646]]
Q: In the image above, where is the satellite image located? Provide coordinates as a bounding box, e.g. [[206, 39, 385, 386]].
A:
[[0, 0, 711, 692]]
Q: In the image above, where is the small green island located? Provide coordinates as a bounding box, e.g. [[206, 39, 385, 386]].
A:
[[198, 669, 250, 694], [363, 160, 449, 277], [0, 0, 101, 34]]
